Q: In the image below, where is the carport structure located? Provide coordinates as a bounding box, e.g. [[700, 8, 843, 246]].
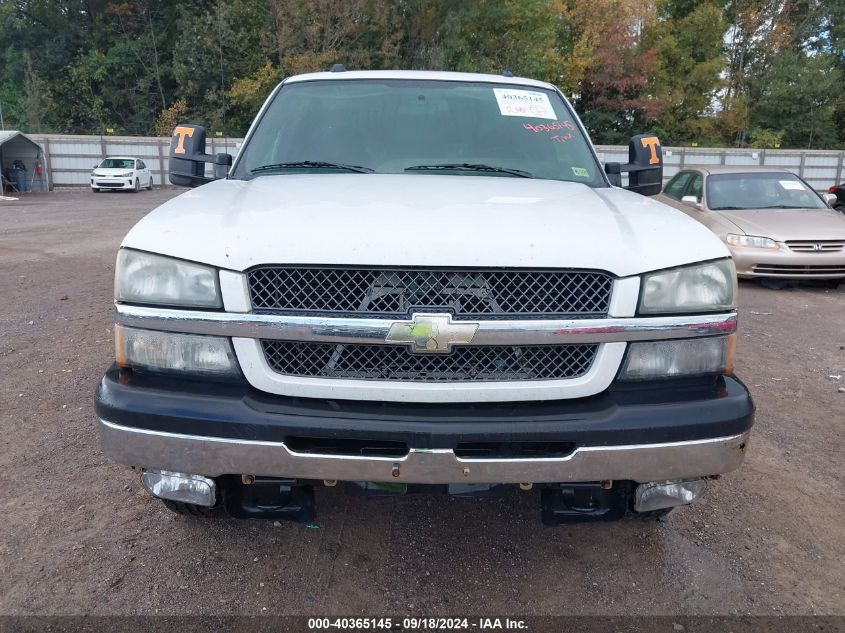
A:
[[1, 130, 49, 193]]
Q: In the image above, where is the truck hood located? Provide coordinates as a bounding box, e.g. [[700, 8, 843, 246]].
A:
[[122, 174, 729, 277], [716, 207, 845, 242]]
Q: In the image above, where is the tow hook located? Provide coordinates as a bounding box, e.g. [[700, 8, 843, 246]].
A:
[[540, 482, 631, 524], [224, 478, 315, 522]]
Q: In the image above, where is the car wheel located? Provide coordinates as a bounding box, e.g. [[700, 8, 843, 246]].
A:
[[133, 178, 140, 193], [92, 187, 100, 193], [145, 178, 153, 190]]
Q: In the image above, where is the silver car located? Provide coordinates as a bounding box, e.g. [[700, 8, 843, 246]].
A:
[[657, 166, 845, 280]]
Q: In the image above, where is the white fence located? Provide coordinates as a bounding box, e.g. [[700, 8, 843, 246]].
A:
[[26, 134, 845, 191], [595, 145, 844, 192], [28, 134, 241, 187]]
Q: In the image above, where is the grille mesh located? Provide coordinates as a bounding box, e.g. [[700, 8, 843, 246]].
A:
[[261, 341, 598, 382], [248, 267, 612, 318]]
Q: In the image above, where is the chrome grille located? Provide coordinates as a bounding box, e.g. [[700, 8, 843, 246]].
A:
[[261, 341, 598, 382], [786, 240, 844, 252], [247, 267, 613, 319]]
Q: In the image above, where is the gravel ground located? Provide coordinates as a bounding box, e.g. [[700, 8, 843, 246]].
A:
[[0, 189, 843, 616]]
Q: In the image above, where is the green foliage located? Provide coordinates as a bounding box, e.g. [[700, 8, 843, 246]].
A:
[[748, 128, 785, 149], [154, 97, 188, 137], [748, 50, 842, 149], [644, 1, 727, 145], [720, 0, 844, 148], [0, 0, 841, 149], [433, 0, 565, 82]]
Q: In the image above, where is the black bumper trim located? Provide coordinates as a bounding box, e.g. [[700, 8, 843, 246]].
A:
[[94, 367, 754, 449]]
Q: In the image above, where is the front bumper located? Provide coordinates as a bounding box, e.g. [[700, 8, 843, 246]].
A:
[[730, 244, 845, 278], [91, 179, 133, 189], [99, 419, 749, 484], [95, 369, 754, 485]]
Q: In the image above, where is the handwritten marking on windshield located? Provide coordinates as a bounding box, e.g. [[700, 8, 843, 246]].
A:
[[523, 121, 575, 134]]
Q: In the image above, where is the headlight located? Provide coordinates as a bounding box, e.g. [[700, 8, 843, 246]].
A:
[[618, 335, 734, 380], [120, 171, 134, 177], [115, 249, 221, 308], [115, 325, 239, 377], [725, 234, 778, 249], [639, 259, 736, 314]]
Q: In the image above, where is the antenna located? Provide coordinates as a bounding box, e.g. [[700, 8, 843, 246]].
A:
[[330, 64, 347, 73]]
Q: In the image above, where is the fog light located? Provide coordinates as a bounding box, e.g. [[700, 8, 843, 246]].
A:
[[140, 469, 216, 506], [634, 479, 706, 512]]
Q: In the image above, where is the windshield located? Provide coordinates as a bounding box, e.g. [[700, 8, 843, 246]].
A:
[[232, 79, 605, 186], [707, 172, 826, 210], [99, 158, 135, 169]]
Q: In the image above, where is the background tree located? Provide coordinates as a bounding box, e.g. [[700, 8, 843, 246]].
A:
[[643, 0, 727, 145], [0, 0, 841, 149], [566, 0, 664, 144]]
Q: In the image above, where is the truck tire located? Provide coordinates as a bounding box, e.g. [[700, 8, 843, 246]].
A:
[[161, 499, 224, 518]]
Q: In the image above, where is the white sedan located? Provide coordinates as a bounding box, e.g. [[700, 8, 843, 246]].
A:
[[91, 157, 153, 193]]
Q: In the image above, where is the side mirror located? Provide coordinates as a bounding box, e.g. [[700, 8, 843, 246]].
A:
[[822, 192, 838, 207], [681, 195, 702, 209], [168, 124, 233, 187], [604, 134, 663, 196]]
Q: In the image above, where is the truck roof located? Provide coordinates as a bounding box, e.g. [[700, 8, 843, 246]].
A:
[[283, 69, 556, 91]]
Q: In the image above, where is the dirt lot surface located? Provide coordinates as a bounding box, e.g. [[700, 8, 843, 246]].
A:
[[0, 189, 843, 617]]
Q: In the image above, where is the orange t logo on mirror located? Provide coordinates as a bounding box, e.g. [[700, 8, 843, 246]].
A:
[[173, 126, 195, 154], [640, 137, 661, 165]]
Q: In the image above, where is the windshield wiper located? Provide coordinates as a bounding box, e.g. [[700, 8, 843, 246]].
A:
[[710, 206, 745, 210], [404, 163, 533, 178], [250, 161, 374, 174]]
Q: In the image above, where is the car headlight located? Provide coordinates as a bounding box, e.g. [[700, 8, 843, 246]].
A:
[[639, 259, 736, 314], [618, 335, 734, 380], [115, 325, 239, 377], [115, 249, 221, 308], [725, 234, 778, 249], [120, 171, 134, 177]]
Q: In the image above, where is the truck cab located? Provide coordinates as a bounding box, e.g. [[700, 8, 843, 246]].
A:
[[95, 70, 753, 523]]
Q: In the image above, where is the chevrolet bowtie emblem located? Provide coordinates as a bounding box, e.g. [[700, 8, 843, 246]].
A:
[[385, 313, 479, 353]]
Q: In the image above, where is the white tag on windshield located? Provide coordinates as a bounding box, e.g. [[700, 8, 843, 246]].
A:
[[494, 89, 557, 120], [779, 180, 805, 191]]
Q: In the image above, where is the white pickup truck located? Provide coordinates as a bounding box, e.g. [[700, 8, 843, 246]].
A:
[[95, 69, 753, 523]]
